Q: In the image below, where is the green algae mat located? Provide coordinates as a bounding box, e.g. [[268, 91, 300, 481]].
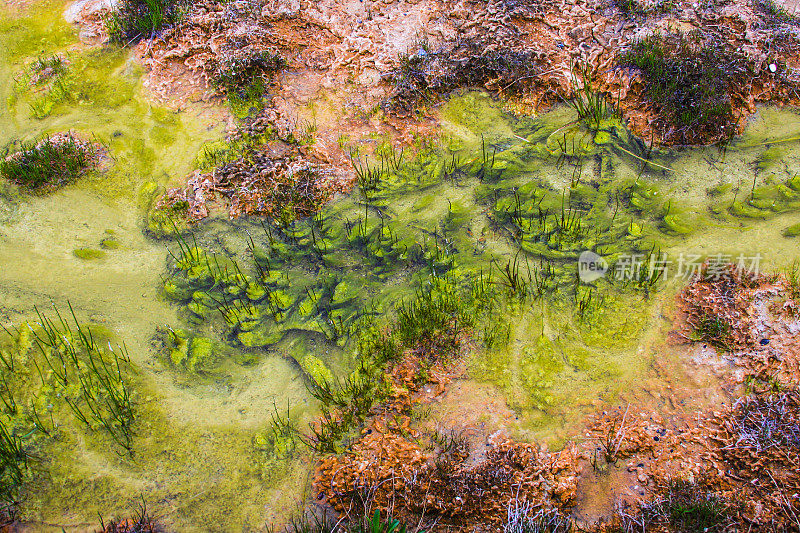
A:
[[2, 2, 800, 530]]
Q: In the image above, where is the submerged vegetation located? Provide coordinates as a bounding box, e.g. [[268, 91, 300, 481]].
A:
[[29, 304, 136, 453], [4, 0, 800, 523], [0, 304, 137, 514], [159, 91, 800, 452], [12, 54, 71, 119], [0, 415, 27, 520], [2, 75, 799, 526], [303, 274, 477, 453]]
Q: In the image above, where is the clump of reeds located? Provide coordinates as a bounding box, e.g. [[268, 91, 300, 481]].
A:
[[0, 418, 28, 517], [493, 252, 529, 300], [613, 247, 667, 295], [594, 405, 629, 467], [357, 510, 408, 533], [395, 276, 474, 356], [785, 260, 800, 304], [11, 54, 73, 119], [729, 390, 800, 452], [287, 509, 339, 533], [17, 54, 67, 86], [569, 62, 620, 132], [611, 480, 730, 533], [690, 313, 732, 350], [242, 311, 401, 454], [616, 0, 674, 17], [286, 275, 476, 453], [755, 0, 800, 26], [575, 286, 606, 322], [348, 142, 404, 201], [29, 303, 135, 454], [300, 351, 393, 453], [1, 133, 97, 191], [387, 35, 544, 112], [656, 480, 729, 532], [430, 427, 470, 457]]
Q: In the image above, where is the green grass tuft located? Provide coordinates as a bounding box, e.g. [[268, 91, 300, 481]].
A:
[[663, 480, 728, 532], [104, 0, 187, 44], [691, 313, 732, 350], [570, 62, 620, 132], [0, 419, 28, 518], [621, 32, 750, 143], [287, 509, 408, 533], [12, 54, 73, 119], [1, 134, 96, 191]]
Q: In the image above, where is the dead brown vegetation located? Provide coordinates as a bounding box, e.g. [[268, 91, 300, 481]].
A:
[[122, 0, 800, 148], [678, 262, 768, 351], [158, 107, 346, 221], [314, 424, 581, 527]]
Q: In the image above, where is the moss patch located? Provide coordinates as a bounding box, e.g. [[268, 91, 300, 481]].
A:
[[783, 222, 800, 237], [73, 247, 106, 260]]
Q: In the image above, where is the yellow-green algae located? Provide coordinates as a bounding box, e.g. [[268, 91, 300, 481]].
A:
[[431, 93, 800, 443], [0, 2, 319, 530], [160, 91, 800, 450], [3, 1, 800, 527]]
